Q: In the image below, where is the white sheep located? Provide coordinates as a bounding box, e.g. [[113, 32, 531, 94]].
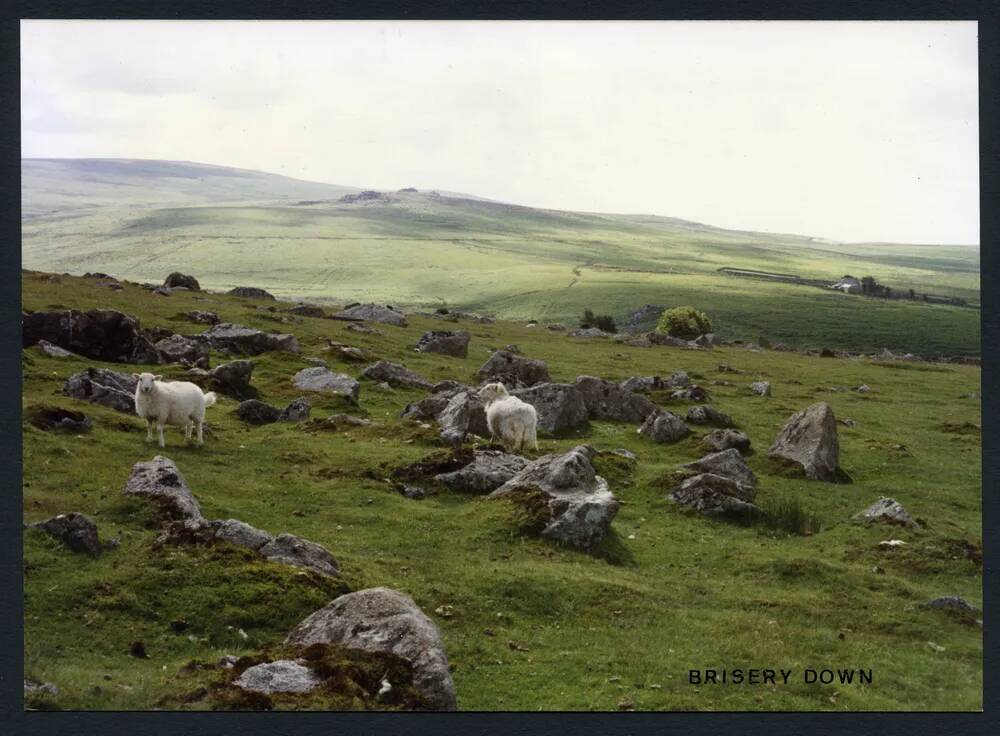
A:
[[133, 372, 217, 448], [476, 381, 539, 453]]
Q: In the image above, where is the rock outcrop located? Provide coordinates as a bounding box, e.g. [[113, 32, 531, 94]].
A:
[[476, 350, 550, 388], [511, 383, 589, 434], [205, 359, 255, 399], [668, 473, 759, 517], [768, 402, 841, 481], [686, 404, 734, 427], [227, 286, 276, 300], [360, 361, 433, 390], [164, 272, 200, 290], [574, 376, 657, 423], [437, 390, 489, 445], [435, 450, 529, 494], [701, 428, 752, 455], [852, 497, 919, 528], [63, 368, 138, 413], [123, 456, 205, 523], [415, 330, 470, 358], [199, 323, 299, 356], [293, 367, 360, 401], [154, 334, 209, 368], [332, 304, 408, 327], [28, 512, 101, 556], [23, 309, 160, 364], [682, 448, 758, 488], [637, 409, 689, 443]]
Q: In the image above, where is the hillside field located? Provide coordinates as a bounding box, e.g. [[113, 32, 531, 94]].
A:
[[22, 270, 982, 711]]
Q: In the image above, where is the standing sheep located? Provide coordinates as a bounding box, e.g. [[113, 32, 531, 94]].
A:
[[133, 372, 217, 448], [476, 382, 539, 453]]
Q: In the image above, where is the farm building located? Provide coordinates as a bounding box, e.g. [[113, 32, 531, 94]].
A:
[[831, 275, 862, 293]]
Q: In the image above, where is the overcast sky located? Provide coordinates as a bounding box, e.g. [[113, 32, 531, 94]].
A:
[[21, 20, 979, 244]]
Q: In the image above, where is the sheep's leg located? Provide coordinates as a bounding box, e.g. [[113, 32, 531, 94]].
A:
[[157, 422, 166, 448], [184, 422, 192, 444], [196, 420, 204, 446], [145, 418, 153, 443]]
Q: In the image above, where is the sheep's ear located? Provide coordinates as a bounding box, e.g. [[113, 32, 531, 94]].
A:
[[154, 374, 164, 381], [131, 373, 140, 379]]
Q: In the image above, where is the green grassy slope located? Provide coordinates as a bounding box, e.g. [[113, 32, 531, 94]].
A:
[[21, 159, 980, 356], [22, 271, 981, 711]]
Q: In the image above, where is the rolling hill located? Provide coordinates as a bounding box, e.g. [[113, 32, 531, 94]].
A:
[[21, 159, 981, 356]]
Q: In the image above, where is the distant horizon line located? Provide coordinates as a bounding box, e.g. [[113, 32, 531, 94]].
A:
[[21, 155, 981, 249]]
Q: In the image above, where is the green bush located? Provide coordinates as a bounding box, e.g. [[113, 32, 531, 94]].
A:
[[655, 306, 713, 339], [580, 308, 617, 334]]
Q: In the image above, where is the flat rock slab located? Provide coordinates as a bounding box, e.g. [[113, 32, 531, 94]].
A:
[[259, 533, 341, 578], [360, 361, 432, 390], [852, 497, 919, 528], [212, 519, 274, 551], [332, 303, 408, 326], [286, 587, 457, 710], [476, 350, 550, 388], [435, 450, 529, 494], [768, 402, 840, 481], [682, 448, 758, 488], [234, 660, 321, 694], [36, 339, 76, 358], [638, 409, 689, 443], [29, 512, 101, 556], [200, 323, 300, 356], [64, 368, 138, 413], [123, 456, 205, 523], [293, 367, 360, 400], [669, 472, 759, 517]]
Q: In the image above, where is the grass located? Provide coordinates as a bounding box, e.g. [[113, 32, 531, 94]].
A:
[[21, 270, 981, 711]]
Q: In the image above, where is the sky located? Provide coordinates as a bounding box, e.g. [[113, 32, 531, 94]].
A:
[[21, 20, 979, 245]]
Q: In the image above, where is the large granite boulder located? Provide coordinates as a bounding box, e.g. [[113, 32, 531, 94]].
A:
[[668, 473, 759, 517], [702, 428, 752, 455], [285, 587, 457, 710], [23, 309, 160, 364], [476, 350, 550, 388], [164, 272, 200, 290], [574, 376, 657, 423], [199, 323, 299, 355], [293, 367, 360, 401], [687, 404, 734, 427], [154, 334, 209, 368], [435, 450, 529, 494], [851, 497, 919, 528], [63, 368, 138, 413], [511, 383, 588, 435], [227, 286, 276, 300], [415, 330, 470, 358], [332, 303, 408, 327], [360, 361, 433, 390], [206, 359, 254, 399], [638, 409, 689, 443], [768, 402, 840, 481], [28, 512, 101, 556], [437, 390, 489, 446], [122, 456, 204, 523], [491, 445, 619, 550], [682, 448, 758, 488], [401, 384, 470, 421]]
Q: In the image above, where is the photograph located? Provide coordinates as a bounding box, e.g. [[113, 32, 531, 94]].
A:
[[19, 19, 981, 711]]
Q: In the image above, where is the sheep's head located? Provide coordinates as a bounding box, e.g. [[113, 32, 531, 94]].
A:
[[476, 381, 509, 404], [132, 372, 164, 394]]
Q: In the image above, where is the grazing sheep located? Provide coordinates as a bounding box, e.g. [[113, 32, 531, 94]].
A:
[[133, 372, 217, 448], [476, 382, 538, 452]]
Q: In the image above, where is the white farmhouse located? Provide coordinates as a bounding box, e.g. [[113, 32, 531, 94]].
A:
[[831, 276, 862, 294]]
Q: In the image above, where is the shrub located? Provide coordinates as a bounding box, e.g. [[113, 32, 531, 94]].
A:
[[656, 306, 713, 339], [580, 309, 618, 334]]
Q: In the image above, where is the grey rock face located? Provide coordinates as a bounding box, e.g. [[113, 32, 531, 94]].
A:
[[492, 445, 619, 550], [435, 450, 529, 494], [285, 303, 326, 318], [24, 678, 60, 698], [63, 367, 138, 413], [852, 497, 918, 528], [317, 414, 373, 429], [234, 661, 321, 694], [701, 428, 752, 455], [924, 596, 979, 613], [199, 323, 299, 356], [619, 371, 691, 393], [27, 405, 92, 433], [638, 409, 689, 443], [668, 473, 759, 517], [212, 519, 274, 551], [686, 404, 735, 427], [164, 272, 200, 290], [155, 334, 209, 368], [279, 397, 312, 422], [293, 367, 360, 401], [227, 286, 276, 300], [415, 330, 470, 358], [574, 376, 657, 423], [768, 402, 840, 481], [682, 448, 758, 488], [332, 303, 408, 326], [749, 381, 772, 397], [122, 456, 204, 523], [476, 350, 551, 388], [259, 533, 341, 578], [235, 399, 282, 425], [285, 587, 457, 710], [647, 332, 692, 347], [29, 512, 101, 556], [360, 361, 433, 390], [23, 309, 160, 364], [401, 385, 470, 421], [36, 339, 76, 358], [511, 383, 588, 435], [185, 310, 221, 325], [346, 322, 383, 335], [437, 391, 489, 446], [568, 327, 611, 338], [671, 385, 709, 402], [208, 359, 254, 399]]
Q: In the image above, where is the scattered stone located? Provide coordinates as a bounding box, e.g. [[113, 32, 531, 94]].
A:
[[638, 409, 689, 444], [313, 414, 373, 430], [717, 363, 743, 374], [619, 371, 690, 393], [346, 323, 383, 335], [234, 661, 321, 694], [293, 367, 360, 401], [668, 473, 759, 517], [701, 428, 752, 455], [401, 385, 470, 422], [227, 286, 276, 300], [435, 450, 529, 493], [686, 405, 735, 427], [279, 397, 312, 422], [477, 350, 550, 388], [129, 641, 148, 658], [24, 678, 59, 698], [399, 484, 427, 500], [768, 402, 841, 481], [259, 533, 341, 578], [285, 303, 326, 318], [26, 405, 92, 433], [568, 327, 611, 338], [691, 333, 718, 348], [212, 519, 274, 551], [838, 418, 857, 428], [819, 348, 836, 358], [285, 587, 457, 710], [415, 330, 471, 358], [546, 323, 566, 331], [64, 367, 138, 413], [491, 445, 619, 550], [852, 497, 919, 528], [36, 339, 76, 358], [670, 385, 709, 402], [924, 596, 979, 613], [205, 359, 254, 399], [574, 376, 657, 423], [646, 332, 692, 347], [612, 448, 637, 460], [185, 310, 221, 326], [511, 383, 589, 434], [23, 309, 160, 364], [154, 334, 209, 368], [122, 456, 205, 523], [199, 323, 299, 355], [749, 381, 771, 397], [29, 512, 101, 556], [437, 391, 489, 445], [854, 384, 872, 393], [235, 399, 282, 425], [153, 286, 172, 296], [332, 303, 408, 326], [164, 272, 200, 290], [361, 361, 432, 390], [334, 346, 368, 363], [682, 448, 757, 488]]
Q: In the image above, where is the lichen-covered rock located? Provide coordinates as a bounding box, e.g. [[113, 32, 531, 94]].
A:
[[511, 383, 588, 435], [437, 390, 489, 446], [293, 367, 360, 401], [638, 408, 689, 444], [155, 334, 209, 368], [212, 519, 274, 551], [29, 512, 101, 556], [234, 660, 321, 694], [332, 303, 408, 326], [768, 402, 840, 481], [259, 533, 341, 578], [701, 428, 752, 455], [207, 359, 254, 399], [199, 323, 299, 355], [687, 404, 734, 427], [415, 330, 470, 358], [852, 497, 918, 528], [235, 399, 282, 425], [36, 339, 76, 358], [122, 456, 204, 523], [286, 587, 457, 710], [574, 376, 657, 423], [227, 286, 276, 300], [23, 309, 160, 364], [491, 445, 619, 550], [360, 361, 432, 390], [400, 385, 469, 421], [668, 473, 759, 517], [749, 381, 772, 397], [682, 448, 758, 488], [435, 450, 529, 494], [476, 350, 550, 388], [63, 367, 138, 413], [279, 397, 312, 422]]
